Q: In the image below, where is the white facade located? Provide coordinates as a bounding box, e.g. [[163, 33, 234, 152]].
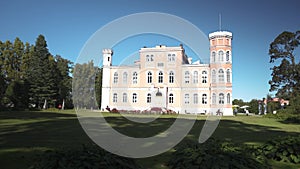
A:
[[101, 31, 233, 115]]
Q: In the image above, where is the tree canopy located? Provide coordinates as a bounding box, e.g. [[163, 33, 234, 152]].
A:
[[269, 30, 300, 98], [0, 35, 73, 109], [269, 30, 300, 113]]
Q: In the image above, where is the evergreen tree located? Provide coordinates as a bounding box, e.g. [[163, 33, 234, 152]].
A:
[[0, 40, 6, 108], [95, 68, 102, 108], [269, 30, 300, 113], [269, 30, 300, 98], [28, 35, 57, 108], [55, 55, 73, 108]]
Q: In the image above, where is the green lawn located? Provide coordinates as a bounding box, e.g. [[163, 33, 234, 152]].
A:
[[0, 110, 300, 169]]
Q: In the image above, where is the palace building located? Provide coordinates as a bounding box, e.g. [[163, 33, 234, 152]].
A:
[[101, 31, 233, 115]]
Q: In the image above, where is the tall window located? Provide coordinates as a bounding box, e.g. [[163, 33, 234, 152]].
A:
[[147, 71, 152, 83], [193, 94, 198, 104], [218, 69, 224, 82], [147, 93, 151, 103], [227, 93, 231, 104], [202, 71, 207, 83], [212, 51, 216, 63], [226, 51, 230, 61], [184, 71, 190, 83], [158, 71, 163, 83], [169, 93, 174, 103], [226, 69, 231, 83], [212, 70, 216, 83], [113, 72, 118, 84], [218, 51, 224, 62], [123, 72, 128, 84], [193, 71, 198, 83], [202, 94, 207, 104], [146, 54, 154, 62], [150, 55, 154, 61], [184, 94, 189, 104], [113, 93, 117, 103], [168, 54, 176, 62], [132, 93, 137, 103], [123, 93, 127, 103], [132, 72, 137, 84], [169, 71, 174, 83], [219, 93, 224, 104], [212, 93, 216, 104], [172, 54, 175, 61]]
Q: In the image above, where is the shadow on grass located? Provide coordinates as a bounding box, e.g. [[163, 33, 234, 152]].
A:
[[0, 111, 299, 169], [0, 110, 76, 120]]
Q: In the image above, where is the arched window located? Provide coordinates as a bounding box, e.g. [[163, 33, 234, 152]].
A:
[[169, 93, 174, 103], [218, 69, 224, 82], [123, 93, 127, 103], [202, 71, 207, 83], [150, 54, 154, 61], [172, 54, 176, 61], [193, 94, 198, 104], [226, 69, 231, 83], [212, 70, 216, 83], [219, 93, 224, 104], [113, 72, 118, 84], [158, 71, 163, 83], [132, 93, 137, 103], [146, 55, 150, 62], [226, 51, 230, 61], [168, 54, 176, 62], [227, 93, 231, 104], [184, 71, 190, 83], [147, 93, 151, 103], [169, 71, 174, 83], [218, 51, 224, 62], [132, 72, 137, 84], [212, 93, 216, 104], [123, 72, 128, 84], [212, 51, 216, 63], [202, 94, 207, 104], [193, 71, 198, 83], [184, 94, 189, 104], [113, 93, 117, 103], [147, 71, 152, 83]]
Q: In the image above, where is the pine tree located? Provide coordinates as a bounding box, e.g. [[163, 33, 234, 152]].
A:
[[28, 35, 57, 108], [54, 55, 73, 108]]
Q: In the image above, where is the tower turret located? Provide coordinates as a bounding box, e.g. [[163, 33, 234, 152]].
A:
[[209, 31, 233, 115], [102, 49, 113, 66], [101, 49, 113, 111]]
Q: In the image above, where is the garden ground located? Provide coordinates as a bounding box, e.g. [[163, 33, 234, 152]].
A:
[[0, 110, 300, 169]]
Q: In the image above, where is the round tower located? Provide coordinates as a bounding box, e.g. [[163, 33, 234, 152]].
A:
[[209, 31, 233, 116]]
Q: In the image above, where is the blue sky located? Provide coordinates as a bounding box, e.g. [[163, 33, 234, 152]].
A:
[[1, 0, 299, 101]]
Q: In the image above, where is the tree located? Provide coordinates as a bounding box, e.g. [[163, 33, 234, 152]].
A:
[[269, 31, 300, 98], [27, 35, 57, 108], [72, 61, 98, 109], [95, 68, 102, 108], [54, 55, 73, 108]]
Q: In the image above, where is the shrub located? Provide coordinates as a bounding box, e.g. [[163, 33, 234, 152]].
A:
[[264, 110, 300, 124], [168, 138, 270, 169], [259, 136, 300, 163], [110, 108, 119, 113], [29, 145, 141, 169]]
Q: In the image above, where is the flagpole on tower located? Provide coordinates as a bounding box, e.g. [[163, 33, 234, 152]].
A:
[[219, 13, 222, 31]]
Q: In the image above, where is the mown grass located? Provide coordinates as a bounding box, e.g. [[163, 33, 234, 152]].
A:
[[0, 110, 299, 169]]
